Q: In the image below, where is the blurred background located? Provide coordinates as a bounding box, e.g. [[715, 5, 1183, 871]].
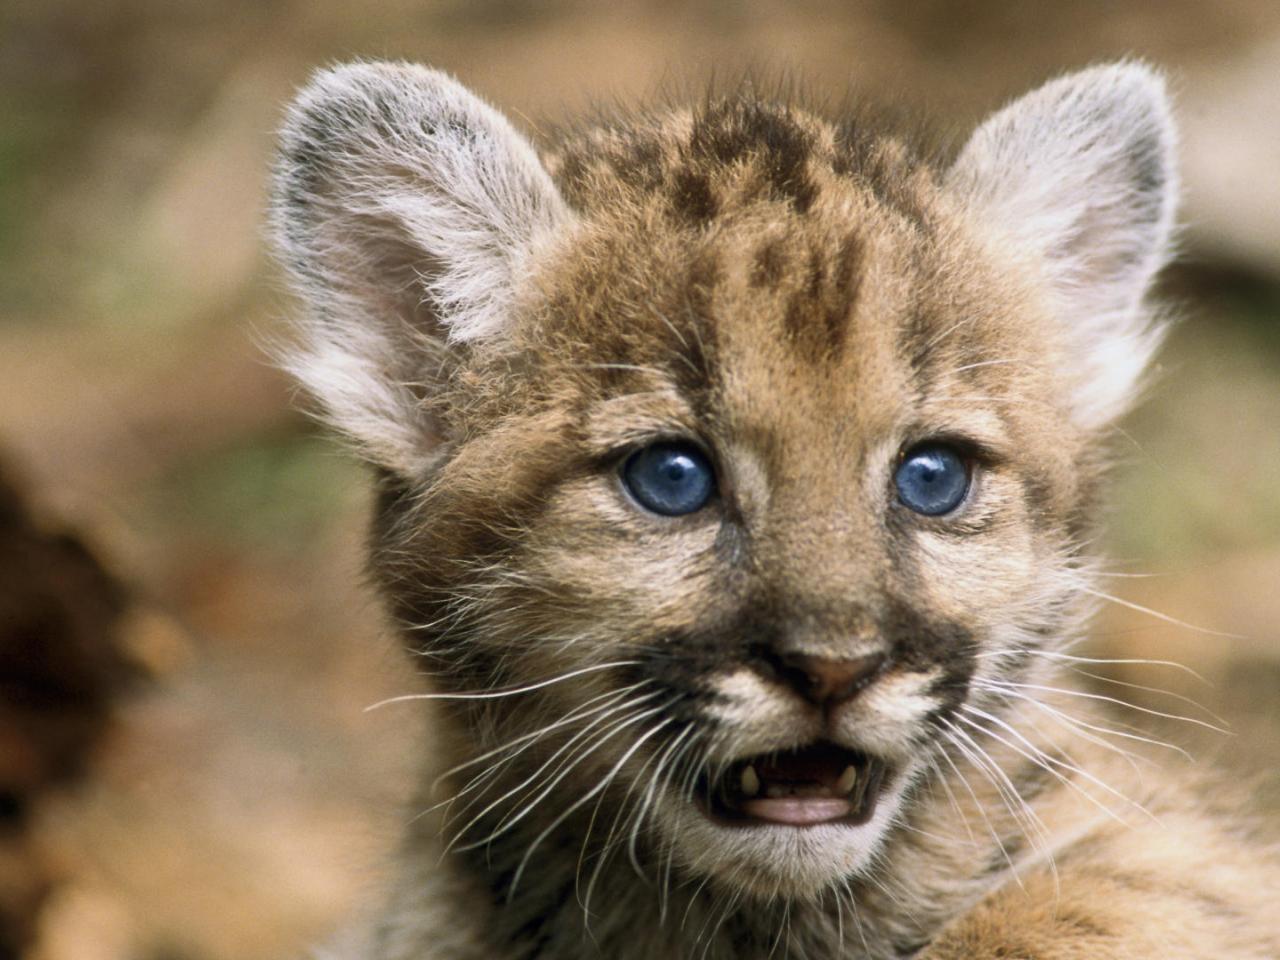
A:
[[0, 2, 1277, 958]]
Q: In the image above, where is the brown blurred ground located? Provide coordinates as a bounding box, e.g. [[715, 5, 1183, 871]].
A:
[[0, 2, 1277, 959]]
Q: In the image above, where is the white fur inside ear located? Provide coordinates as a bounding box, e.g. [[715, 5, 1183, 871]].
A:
[[270, 61, 570, 475], [948, 63, 1179, 430]]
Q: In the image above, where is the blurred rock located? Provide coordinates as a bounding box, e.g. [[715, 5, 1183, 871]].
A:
[[0, 458, 138, 958], [0, 829, 53, 960], [0, 461, 135, 794]]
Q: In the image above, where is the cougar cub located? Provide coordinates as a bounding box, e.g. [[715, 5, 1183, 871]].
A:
[[270, 61, 1279, 959]]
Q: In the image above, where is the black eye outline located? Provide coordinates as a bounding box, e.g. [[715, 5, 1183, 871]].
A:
[[619, 440, 717, 517], [893, 442, 972, 517]]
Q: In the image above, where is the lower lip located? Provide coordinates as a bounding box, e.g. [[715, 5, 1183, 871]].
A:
[[737, 796, 853, 825]]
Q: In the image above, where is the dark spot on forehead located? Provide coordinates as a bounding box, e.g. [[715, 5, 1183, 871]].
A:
[[824, 230, 864, 352], [780, 247, 827, 360], [891, 238, 950, 394], [688, 97, 810, 166], [750, 238, 787, 290], [779, 234, 864, 363], [781, 296, 811, 355], [609, 138, 666, 191], [683, 96, 819, 215], [669, 167, 719, 224], [804, 246, 826, 299], [832, 230, 863, 296]]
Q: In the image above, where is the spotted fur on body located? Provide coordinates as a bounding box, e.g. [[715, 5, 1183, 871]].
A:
[[271, 61, 1280, 959]]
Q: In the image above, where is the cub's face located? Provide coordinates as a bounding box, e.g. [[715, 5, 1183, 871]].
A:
[[406, 200, 1089, 899], [272, 63, 1175, 901]]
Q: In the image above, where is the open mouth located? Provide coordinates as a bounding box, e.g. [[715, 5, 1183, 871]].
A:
[[697, 741, 889, 828]]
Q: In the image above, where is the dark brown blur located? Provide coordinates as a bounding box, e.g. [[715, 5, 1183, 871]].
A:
[[0, 2, 1277, 958]]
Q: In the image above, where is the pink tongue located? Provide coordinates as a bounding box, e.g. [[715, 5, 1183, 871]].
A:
[[739, 797, 852, 825]]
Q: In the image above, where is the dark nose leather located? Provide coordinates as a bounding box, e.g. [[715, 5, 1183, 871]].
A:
[[762, 650, 887, 707]]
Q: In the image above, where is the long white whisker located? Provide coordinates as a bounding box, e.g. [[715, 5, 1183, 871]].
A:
[[628, 725, 697, 880], [980, 648, 1209, 684], [932, 732, 1025, 886], [1065, 670, 1228, 726], [1078, 586, 1244, 640], [985, 679, 1230, 735], [927, 755, 979, 849], [445, 692, 661, 852], [974, 680, 1186, 764], [578, 723, 690, 922], [508, 710, 675, 898], [939, 719, 1054, 874], [958, 706, 1148, 825], [420, 685, 647, 824], [432, 682, 648, 790], [364, 660, 641, 710], [840, 876, 873, 957], [951, 358, 1023, 374]]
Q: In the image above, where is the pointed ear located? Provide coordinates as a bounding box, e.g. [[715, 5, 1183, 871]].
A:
[[947, 63, 1178, 430], [269, 62, 570, 476]]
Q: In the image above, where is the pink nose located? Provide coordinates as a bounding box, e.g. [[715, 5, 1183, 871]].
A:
[[764, 650, 887, 707]]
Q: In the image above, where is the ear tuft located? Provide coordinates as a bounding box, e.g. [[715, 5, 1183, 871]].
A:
[[269, 62, 569, 476], [948, 62, 1179, 429]]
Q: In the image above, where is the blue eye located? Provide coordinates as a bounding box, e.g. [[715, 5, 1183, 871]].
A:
[[894, 444, 970, 516], [621, 442, 715, 516]]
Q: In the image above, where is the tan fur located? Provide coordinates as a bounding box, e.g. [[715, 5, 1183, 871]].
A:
[[270, 62, 1280, 959]]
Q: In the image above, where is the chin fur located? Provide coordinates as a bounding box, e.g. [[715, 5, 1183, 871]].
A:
[[651, 775, 915, 901]]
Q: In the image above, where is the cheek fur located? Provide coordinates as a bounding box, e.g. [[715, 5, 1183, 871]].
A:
[[894, 465, 1044, 625], [494, 474, 735, 668], [911, 526, 1039, 623]]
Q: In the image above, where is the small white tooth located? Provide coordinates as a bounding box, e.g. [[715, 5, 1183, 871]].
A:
[[740, 765, 760, 797], [835, 765, 858, 795]]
